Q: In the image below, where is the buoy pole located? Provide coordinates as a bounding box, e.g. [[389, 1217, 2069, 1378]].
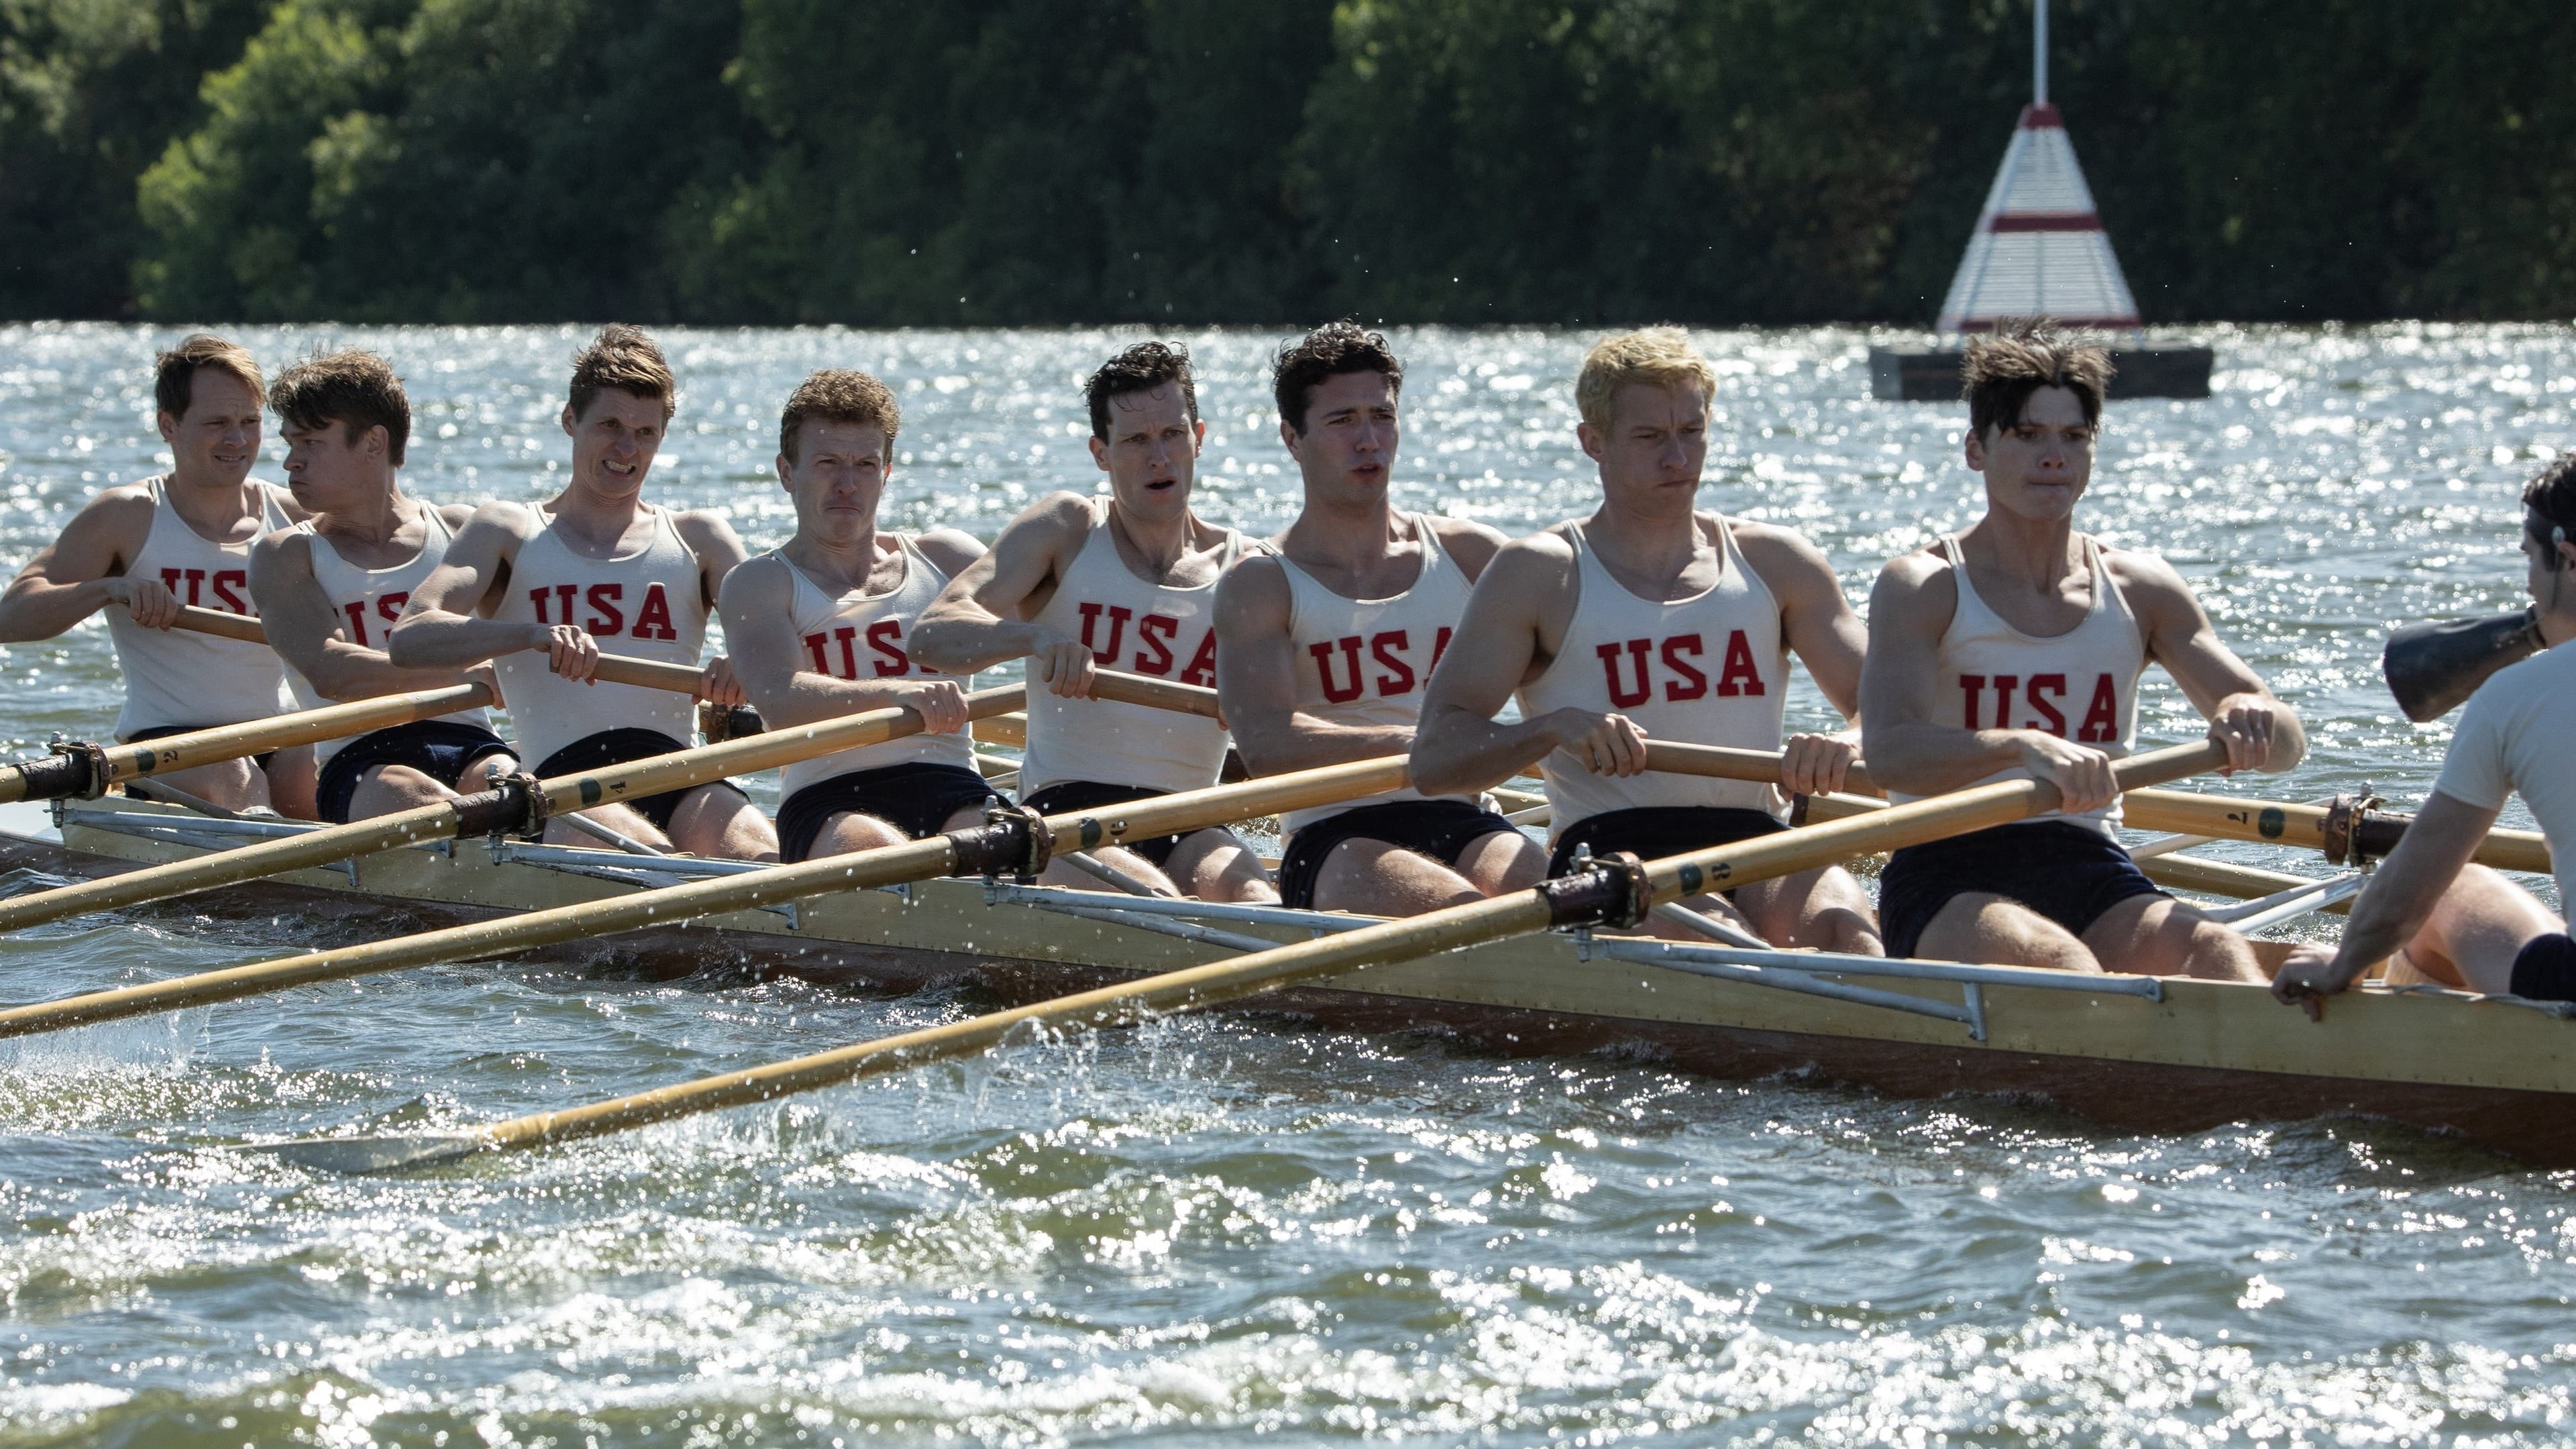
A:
[[2034, 0, 2049, 105]]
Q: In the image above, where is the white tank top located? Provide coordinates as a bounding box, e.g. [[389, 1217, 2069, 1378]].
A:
[[109, 475, 297, 738], [1516, 519, 1790, 835], [773, 538, 975, 796], [1277, 513, 1477, 833], [282, 506, 499, 763], [491, 505, 706, 770], [1886, 533, 2145, 834], [1017, 500, 1243, 796]]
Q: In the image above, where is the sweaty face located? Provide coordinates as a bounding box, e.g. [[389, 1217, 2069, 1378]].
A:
[[562, 388, 667, 500], [1587, 381, 1708, 513], [158, 370, 263, 486], [1282, 370, 1399, 499], [280, 421, 383, 513], [1966, 385, 2095, 521], [782, 419, 890, 539], [1089, 382, 1201, 519]]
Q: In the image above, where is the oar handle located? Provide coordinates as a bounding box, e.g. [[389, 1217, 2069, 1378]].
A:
[[1087, 668, 1220, 718], [165, 602, 730, 708], [168, 603, 267, 643], [1643, 741, 1884, 797]]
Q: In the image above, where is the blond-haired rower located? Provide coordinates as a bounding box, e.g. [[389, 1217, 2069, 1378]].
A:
[[390, 326, 773, 859], [0, 333, 317, 815], [1412, 327, 1878, 949], [718, 370, 991, 863]]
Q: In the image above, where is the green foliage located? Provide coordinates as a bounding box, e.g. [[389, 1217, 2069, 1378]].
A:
[[4, 0, 2572, 323]]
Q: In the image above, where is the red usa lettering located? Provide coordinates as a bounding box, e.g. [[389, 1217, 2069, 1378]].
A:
[[1309, 627, 1449, 703], [526, 580, 680, 641], [1595, 631, 1766, 707], [1959, 669, 2121, 741]]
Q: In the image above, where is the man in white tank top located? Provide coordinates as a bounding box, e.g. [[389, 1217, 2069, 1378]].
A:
[[719, 370, 991, 863], [1412, 329, 1879, 953], [1862, 324, 2304, 982], [247, 351, 517, 824], [388, 326, 775, 859], [914, 342, 1277, 902], [0, 333, 318, 816], [1213, 323, 1547, 915]]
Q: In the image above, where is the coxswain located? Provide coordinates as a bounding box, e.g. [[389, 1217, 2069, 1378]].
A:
[[247, 351, 517, 824], [1411, 328, 1879, 949], [1860, 323, 2300, 979], [912, 341, 1275, 900], [1212, 322, 1545, 914], [0, 333, 316, 815], [2273, 454, 2576, 1010], [388, 325, 773, 858], [716, 370, 990, 863]]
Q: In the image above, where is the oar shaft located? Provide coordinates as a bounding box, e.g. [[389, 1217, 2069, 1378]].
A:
[[1643, 741, 1883, 796], [2121, 788, 2550, 875], [0, 683, 496, 805], [416, 741, 2229, 1163], [0, 686, 1028, 936], [0, 756, 1407, 1040]]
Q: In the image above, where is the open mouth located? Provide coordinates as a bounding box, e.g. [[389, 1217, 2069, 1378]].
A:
[[1144, 477, 1177, 492]]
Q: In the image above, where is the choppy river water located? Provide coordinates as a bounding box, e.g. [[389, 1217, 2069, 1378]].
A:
[[0, 322, 2570, 1446]]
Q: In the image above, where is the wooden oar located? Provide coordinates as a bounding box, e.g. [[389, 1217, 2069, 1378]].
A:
[[269, 739, 2228, 1173], [0, 682, 1018, 936], [0, 682, 496, 805], [1640, 739, 2551, 877], [165, 602, 737, 700], [0, 754, 1407, 1043]]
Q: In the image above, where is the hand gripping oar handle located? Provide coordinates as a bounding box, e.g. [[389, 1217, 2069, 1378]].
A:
[[0, 679, 1034, 935], [2381, 607, 2544, 722], [0, 754, 1409, 1045], [274, 739, 2228, 1172]]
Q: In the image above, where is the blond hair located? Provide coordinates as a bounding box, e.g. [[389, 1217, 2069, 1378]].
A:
[[1574, 327, 1717, 433], [154, 333, 264, 421], [777, 369, 901, 464]]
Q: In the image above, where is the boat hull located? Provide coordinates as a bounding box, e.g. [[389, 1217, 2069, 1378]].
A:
[[3, 798, 2569, 1166]]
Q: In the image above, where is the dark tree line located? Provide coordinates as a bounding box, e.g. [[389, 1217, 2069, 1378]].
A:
[[3, 0, 2570, 325]]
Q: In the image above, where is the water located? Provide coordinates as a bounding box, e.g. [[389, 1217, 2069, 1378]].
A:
[[1, 322, 2571, 1445]]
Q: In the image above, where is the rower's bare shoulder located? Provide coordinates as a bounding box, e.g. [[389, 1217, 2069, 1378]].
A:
[[1214, 549, 1292, 621], [2096, 543, 2202, 618], [1488, 525, 1576, 578], [667, 506, 747, 553], [1727, 517, 1837, 580], [715, 549, 792, 614], [1426, 515, 1511, 576], [1874, 541, 1955, 592], [431, 502, 478, 534], [248, 523, 313, 573], [914, 526, 987, 576]]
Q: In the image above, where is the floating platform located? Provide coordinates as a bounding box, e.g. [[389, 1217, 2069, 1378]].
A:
[[1868, 344, 2214, 402]]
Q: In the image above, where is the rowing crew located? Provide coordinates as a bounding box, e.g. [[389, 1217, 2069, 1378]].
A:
[[1, 323, 2566, 1010]]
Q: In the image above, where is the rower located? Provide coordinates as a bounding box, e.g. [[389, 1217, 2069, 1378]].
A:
[[1860, 323, 2302, 981], [247, 351, 517, 824], [1411, 329, 1879, 951], [912, 341, 1276, 901], [716, 370, 989, 863], [0, 333, 317, 816], [1212, 322, 1545, 914], [2273, 455, 2576, 1009], [387, 325, 774, 859]]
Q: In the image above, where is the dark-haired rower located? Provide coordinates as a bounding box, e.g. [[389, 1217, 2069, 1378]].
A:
[[913, 342, 1274, 901], [1212, 322, 1547, 916], [1860, 323, 2302, 981], [2275, 454, 2576, 1010]]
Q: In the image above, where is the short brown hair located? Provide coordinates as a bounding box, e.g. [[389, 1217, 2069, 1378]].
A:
[[154, 333, 264, 421], [268, 350, 411, 466], [1273, 321, 1403, 433], [2524, 453, 2576, 551], [1086, 341, 1199, 441], [778, 369, 900, 464], [568, 324, 675, 421], [1575, 327, 1717, 433], [1962, 320, 2114, 437]]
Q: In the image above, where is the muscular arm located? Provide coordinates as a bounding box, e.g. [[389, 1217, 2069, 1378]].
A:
[[1411, 534, 1603, 796], [717, 555, 966, 731], [2116, 550, 2306, 773], [1737, 523, 1865, 720], [1429, 517, 1511, 583], [1214, 555, 1414, 775], [249, 529, 471, 700], [386, 503, 538, 668], [2273, 789, 2498, 1004], [0, 488, 156, 642], [911, 494, 1085, 676], [674, 510, 752, 614]]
